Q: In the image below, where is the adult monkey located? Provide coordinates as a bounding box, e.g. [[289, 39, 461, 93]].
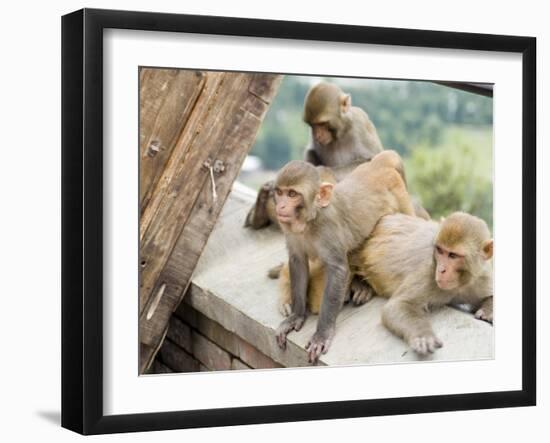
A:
[[274, 150, 415, 363], [279, 212, 494, 356], [244, 82, 384, 230]]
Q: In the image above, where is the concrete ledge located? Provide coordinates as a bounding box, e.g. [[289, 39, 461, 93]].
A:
[[185, 182, 494, 367]]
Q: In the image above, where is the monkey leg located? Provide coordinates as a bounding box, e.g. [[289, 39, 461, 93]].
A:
[[381, 298, 443, 356], [349, 275, 375, 306], [279, 259, 325, 316], [474, 296, 493, 324], [278, 263, 292, 317], [244, 181, 278, 229]]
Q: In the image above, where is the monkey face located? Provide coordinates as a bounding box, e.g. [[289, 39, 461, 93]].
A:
[[274, 186, 307, 233], [311, 123, 334, 146], [434, 244, 466, 290]]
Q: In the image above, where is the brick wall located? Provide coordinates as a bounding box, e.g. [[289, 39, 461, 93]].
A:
[[150, 302, 283, 373]]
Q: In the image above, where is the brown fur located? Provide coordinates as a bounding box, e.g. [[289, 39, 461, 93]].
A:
[[280, 212, 493, 356], [245, 81, 384, 230], [274, 151, 415, 363]]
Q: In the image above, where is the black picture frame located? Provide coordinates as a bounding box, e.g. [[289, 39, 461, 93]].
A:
[[61, 8, 536, 435]]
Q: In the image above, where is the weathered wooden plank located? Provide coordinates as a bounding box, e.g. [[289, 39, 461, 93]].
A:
[[181, 305, 241, 356], [231, 359, 251, 371], [139, 71, 225, 240], [158, 339, 200, 373], [139, 327, 168, 374], [140, 68, 206, 213], [248, 73, 284, 104], [140, 72, 248, 314], [139, 72, 282, 372], [166, 316, 192, 354], [191, 331, 232, 371], [150, 359, 173, 374], [185, 284, 312, 368], [174, 304, 282, 368], [139, 99, 269, 347]]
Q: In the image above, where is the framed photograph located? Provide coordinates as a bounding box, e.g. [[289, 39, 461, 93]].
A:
[[62, 8, 536, 435]]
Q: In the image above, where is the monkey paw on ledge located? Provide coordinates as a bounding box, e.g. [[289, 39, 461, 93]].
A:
[[164, 182, 494, 371]]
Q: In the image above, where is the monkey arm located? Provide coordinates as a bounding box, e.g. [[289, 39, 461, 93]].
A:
[[288, 253, 310, 316], [244, 181, 278, 229], [275, 251, 309, 349], [306, 255, 349, 363], [381, 294, 443, 355]]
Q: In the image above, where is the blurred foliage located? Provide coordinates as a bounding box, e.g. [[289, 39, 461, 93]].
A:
[[249, 76, 310, 169], [245, 76, 493, 229], [404, 126, 493, 228]]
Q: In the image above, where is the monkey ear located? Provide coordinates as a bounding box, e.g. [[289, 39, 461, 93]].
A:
[[340, 94, 352, 114], [316, 182, 334, 208], [482, 239, 493, 260]]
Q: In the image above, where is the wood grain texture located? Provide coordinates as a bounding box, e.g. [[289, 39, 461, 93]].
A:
[[139, 68, 205, 213], [139, 71, 282, 373]]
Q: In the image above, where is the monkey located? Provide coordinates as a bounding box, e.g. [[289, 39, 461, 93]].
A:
[[273, 150, 415, 363], [244, 82, 384, 230], [279, 212, 493, 356], [303, 82, 383, 167]]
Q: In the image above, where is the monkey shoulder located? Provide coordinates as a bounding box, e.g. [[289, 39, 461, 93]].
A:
[[350, 106, 372, 126], [350, 107, 383, 150]]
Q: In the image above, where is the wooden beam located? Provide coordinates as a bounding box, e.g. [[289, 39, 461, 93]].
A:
[[138, 71, 282, 373]]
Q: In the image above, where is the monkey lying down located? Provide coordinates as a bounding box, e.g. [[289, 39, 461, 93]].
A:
[[273, 150, 415, 363], [279, 212, 494, 357]]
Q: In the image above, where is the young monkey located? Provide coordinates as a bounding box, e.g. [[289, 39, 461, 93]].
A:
[[273, 150, 415, 363]]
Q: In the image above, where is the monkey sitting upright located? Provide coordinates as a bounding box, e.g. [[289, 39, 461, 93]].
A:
[[279, 212, 494, 356], [302, 82, 383, 168], [244, 82, 384, 230], [273, 150, 415, 363]]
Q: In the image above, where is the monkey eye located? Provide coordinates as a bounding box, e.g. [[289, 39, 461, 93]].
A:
[[275, 188, 283, 197], [435, 246, 443, 255], [449, 252, 458, 259], [288, 190, 297, 198]]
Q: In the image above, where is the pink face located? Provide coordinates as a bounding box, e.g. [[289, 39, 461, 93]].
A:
[[274, 186, 303, 226], [434, 244, 465, 290], [311, 123, 334, 146]]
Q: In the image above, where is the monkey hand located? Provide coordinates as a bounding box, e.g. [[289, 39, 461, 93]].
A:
[[409, 334, 443, 356], [276, 314, 306, 349], [474, 307, 493, 324], [306, 328, 335, 364], [258, 181, 274, 203]]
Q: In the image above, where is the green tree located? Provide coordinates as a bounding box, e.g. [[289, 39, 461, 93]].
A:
[[405, 129, 493, 229]]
